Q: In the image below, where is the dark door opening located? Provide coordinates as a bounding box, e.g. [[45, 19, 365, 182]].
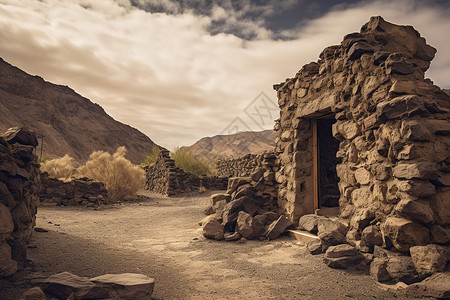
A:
[[313, 118, 340, 209]]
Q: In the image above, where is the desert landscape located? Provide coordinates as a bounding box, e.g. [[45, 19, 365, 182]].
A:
[[1, 1, 450, 300]]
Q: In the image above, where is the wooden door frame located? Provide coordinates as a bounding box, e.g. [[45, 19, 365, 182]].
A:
[[312, 119, 319, 212]]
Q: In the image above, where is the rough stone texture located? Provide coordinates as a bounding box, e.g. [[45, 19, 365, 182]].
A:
[[360, 225, 383, 253], [307, 239, 327, 255], [202, 219, 224, 240], [18, 287, 46, 300], [406, 272, 450, 299], [265, 215, 293, 240], [235, 211, 264, 240], [297, 214, 323, 233], [317, 219, 348, 246], [217, 153, 270, 178], [145, 149, 228, 196], [273, 16, 449, 258], [39, 172, 108, 206], [41, 271, 96, 299], [323, 245, 364, 269], [0, 127, 40, 278], [89, 273, 155, 299], [371, 250, 421, 284], [410, 244, 447, 277]]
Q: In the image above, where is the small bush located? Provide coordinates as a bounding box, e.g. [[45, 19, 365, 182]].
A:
[[77, 147, 145, 202], [171, 147, 210, 175], [140, 145, 161, 168], [40, 154, 76, 180]]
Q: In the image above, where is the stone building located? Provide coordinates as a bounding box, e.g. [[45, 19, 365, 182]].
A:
[[273, 16, 450, 250]]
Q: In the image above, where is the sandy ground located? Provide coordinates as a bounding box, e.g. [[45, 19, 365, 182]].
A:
[[0, 191, 431, 300]]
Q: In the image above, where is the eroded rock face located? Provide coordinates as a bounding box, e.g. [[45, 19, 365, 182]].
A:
[[274, 16, 449, 256], [0, 127, 40, 278], [409, 244, 447, 277]]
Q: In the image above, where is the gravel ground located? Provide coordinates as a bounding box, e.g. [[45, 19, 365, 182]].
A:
[[0, 191, 431, 299]]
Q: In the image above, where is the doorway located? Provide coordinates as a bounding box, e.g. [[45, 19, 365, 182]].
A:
[[312, 118, 340, 211]]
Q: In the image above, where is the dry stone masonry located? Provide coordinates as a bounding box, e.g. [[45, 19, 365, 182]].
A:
[[39, 172, 108, 206], [0, 127, 40, 278], [273, 16, 449, 292], [145, 149, 227, 196], [216, 152, 272, 177]]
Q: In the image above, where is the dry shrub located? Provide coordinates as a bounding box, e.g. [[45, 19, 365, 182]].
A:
[[140, 145, 161, 168], [171, 147, 211, 175], [77, 146, 145, 201], [40, 154, 76, 181]]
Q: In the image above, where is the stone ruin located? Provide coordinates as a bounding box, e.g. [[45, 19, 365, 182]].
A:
[[145, 149, 228, 196], [0, 127, 40, 278], [39, 172, 108, 207], [216, 152, 270, 177], [200, 16, 450, 295]]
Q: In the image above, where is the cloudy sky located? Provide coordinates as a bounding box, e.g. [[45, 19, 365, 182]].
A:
[[0, 0, 449, 149]]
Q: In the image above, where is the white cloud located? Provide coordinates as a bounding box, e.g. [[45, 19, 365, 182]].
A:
[[0, 0, 448, 149]]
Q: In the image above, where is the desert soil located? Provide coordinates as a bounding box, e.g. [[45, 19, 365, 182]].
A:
[[0, 191, 430, 300]]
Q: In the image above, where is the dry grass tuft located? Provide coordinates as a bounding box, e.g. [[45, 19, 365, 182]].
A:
[[40, 154, 76, 181], [77, 146, 145, 202]]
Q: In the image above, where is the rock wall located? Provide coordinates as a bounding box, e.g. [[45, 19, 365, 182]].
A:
[[145, 150, 228, 196], [273, 16, 450, 252], [0, 127, 40, 277], [216, 152, 274, 178], [39, 172, 108, 206]]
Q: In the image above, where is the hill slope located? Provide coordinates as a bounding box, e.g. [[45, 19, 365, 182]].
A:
[[0, 58, 157, 164], [186, 130, 275, 162]]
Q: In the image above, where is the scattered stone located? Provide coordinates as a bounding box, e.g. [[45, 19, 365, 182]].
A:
[[298, 214, 323, 233], [41, 271, 95, 299], [381, 217, 430, 252], [324, 245, 364, 269], [307, 239, 326, 255], [394, 199, 434, 224], [360, 225, 383, 253], [317, 219, 348, 246], [385, 255, 420, 284], [224, 231, 241, 241], [202, 219, 224, 240], [264, 215, 293, 240], [370, 258, 390, 282], [410, 244, 447, 277]]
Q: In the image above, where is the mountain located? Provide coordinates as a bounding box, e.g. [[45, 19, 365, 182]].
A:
[[185, 130, 275, 163], [0, 58, 157, 164]]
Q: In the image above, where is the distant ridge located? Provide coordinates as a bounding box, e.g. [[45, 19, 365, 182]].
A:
[[0, 58, 158, 164], [185, 129, 275, 164]]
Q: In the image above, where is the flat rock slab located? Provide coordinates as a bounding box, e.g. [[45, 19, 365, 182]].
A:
[[41, 271, 95, 299], [89, 273, 155, 299], [407, 272, 450, 299]]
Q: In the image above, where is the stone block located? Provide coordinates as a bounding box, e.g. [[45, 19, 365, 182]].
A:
[[360, 225, 383, 253], [406, 272, 450, 299], [376, 95, 427, 121], [41, 272, 95, 299], [394, 199, 434, 224], [202, 219, 224, 240], [297, 214, 323, 233], [264, 215, 293, 240], [381, 217, 430, 252], [410, 244, 446, 277], [0, 242, 17, 277], [397, 179, 435, 198], [0, 203, 14, 240], [393, 162, 438, 180], [89, 273, 155, 299], [18, 287, 46, 300]]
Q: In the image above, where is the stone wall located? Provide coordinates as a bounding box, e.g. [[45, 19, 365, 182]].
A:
[[0, 127, 40, 277], [39, 172, 108, 206], [145, 150, 228, 196], [273, 16, 450, 252], [216, 152, 275, 178]]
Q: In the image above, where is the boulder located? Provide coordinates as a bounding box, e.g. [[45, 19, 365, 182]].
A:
[[394, 199, 434, 224], [0, 203, 14, 240], [2, 127, 38, 147], [407, 272, 450, 299], [307, 239, 326, 255], [410, 244, 447, 277], [385, 255, 420, 284], [41, 272, 95, 299], [323, 245, 364, 269], [396, 179, 435, 198], [432, 225, 450, 244], [381, 217, 430, 252], [210, 193, 231, 204], [18, 287, 46, 300], [221, 198, 245, 231], [347, 42, 374, 60], [325, 244, 358, 258], [88, 273, 155, 299], [393, 162, 438, 180], [264, 215, 293, 240], [360, 225, 383, 253], [317, 219, 348, 246], [223, 231, 241, 241], [202, 219, 224, 240], [298, 214, 323, 233], [236, 211, 260, 240], [226, 177, 251, 195], [376, 95, 427, 121], [370, 258, 390, 282]]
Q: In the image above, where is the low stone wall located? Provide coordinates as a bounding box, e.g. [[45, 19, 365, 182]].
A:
[[145, 150, 228, 196], [0, 127, 40, 278], [39, 172, 108, 206], [216, 152, 275, 178]]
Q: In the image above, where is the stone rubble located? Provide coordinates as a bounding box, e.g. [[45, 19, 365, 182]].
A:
[[145, 149, 228, 196], [0, 127, 40, 278]]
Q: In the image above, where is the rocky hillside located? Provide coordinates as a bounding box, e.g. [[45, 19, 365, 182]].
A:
[[0, 58, 158, 164], [186, 130, 275, 162]]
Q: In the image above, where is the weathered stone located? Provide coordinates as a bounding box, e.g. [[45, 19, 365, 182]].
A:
[[211, 193, 231, 204], [0, 182, 15, 207], [236, 211, 257, 240], [429, 190, 450, 225], [325, 244, 358, 258], [2, 127, 38, 147], [385, 255, 420, 284], [0, 203, 14, 240], [202, 219, 224, 240], [393, 162, 438, 180], [88, 273, 155, 299], [223, 231, 241, 241], [297, 214, 323, 233], [317, 219, 348, 236], [410, 244, 446, 277], [382, 217, 430, 252], [347, 42, 374, 60], [394, 199, 434, 224], [431, 225, 450, 244], [323, 245, 364, 269], [307, 239, 326, 255], [385, 53, 413, 75], [400, 120, 432, 141], [18, 287, 46, 300], [0, 242, 17, 277], [354, 168, 371, 185], [360, 225, 383, 253], [396, 179, 435, 198], [198, 215, 216, 227], [264, 215, 293, 240], [226, 177, 251, 195], [407, 272, 450, 299], [370, 258, 390, 282], [41, 272, 95, 299], [376, 95, 427, 121], [221, 198, 245, 230]]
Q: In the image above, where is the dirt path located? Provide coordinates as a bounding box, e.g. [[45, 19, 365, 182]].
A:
[[1, 191, 428, 299]]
